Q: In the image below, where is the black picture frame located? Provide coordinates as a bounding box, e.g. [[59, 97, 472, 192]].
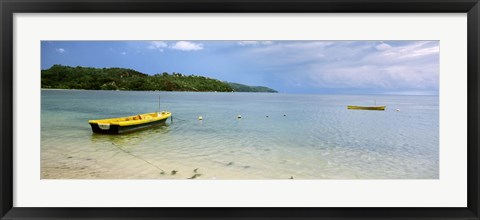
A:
[[1, 0, 479, 219]]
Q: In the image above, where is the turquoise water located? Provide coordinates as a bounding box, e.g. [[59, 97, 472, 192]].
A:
[[41, 90, 439, 179]]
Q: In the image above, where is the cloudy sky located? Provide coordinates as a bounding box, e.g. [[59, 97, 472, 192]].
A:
[[41, 40, 439, 95]]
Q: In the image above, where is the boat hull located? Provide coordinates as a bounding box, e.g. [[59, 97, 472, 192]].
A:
[[347, 105, 386, 111], [90, 117, 168, 134]]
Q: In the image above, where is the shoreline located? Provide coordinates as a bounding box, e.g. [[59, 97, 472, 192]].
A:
[[41, 88, 439, 96], [41, 88, 278, 94]]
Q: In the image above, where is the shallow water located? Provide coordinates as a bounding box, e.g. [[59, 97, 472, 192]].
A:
[[41, 90, 439, 179]]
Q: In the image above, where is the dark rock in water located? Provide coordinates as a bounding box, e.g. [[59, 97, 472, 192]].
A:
[[171, 170, 178, 175], [67, 156, 73, 159], [289, 176, 294, 179], [188, 173, 202, 179], [226, 162, 234, 166], [283, 114, 287, 117], [160, 171, 165, 175], [194, 168, 199, 173]]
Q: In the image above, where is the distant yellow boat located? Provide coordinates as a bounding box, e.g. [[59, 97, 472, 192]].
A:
[[89, 111, 171, 134], [347, 106, 386, 111]]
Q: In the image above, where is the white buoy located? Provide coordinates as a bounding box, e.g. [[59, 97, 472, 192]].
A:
[[198, 116, 203, 120]]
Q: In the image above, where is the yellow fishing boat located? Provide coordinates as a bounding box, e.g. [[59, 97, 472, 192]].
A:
[[347, 105, 386, 111], [89, 111, 171, 134]]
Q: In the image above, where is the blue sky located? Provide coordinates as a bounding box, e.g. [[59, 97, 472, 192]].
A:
[[41, 40, 439, 95]]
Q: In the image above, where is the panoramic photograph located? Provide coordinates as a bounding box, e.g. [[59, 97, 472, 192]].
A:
[[41, 40, 439, 179]]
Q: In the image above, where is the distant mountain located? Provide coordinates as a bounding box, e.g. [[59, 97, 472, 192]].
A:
[[228, 82, 278, 93], [41, 65, 277, 93]]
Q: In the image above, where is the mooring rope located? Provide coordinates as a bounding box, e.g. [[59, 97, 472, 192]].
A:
[[170, 115, 188, 122], [110, 142, 166, 174]]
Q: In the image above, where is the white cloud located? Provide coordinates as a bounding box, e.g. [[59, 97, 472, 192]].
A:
[[170, 41, 203, 51], [354, 42, 433, 63], [55, 48, 66, 53], [408, 46, 439, 57], [244, 41, 333, 66], [242, 41, 439, 93], [306, 62, 438, 90], [238, 41, 274, 46], [148, 41, 168, 52], [375, 42, 392, 50], [238, 41, 259, 46], [307, 41, 439, 91]]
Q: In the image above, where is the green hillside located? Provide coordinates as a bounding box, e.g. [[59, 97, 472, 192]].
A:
[[41, 65, 276, 93], [228, 82, 278, 93]]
